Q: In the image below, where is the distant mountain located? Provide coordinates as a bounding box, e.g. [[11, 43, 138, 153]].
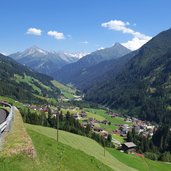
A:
[[56, 43, 131, 85], [75, 50, 138, 90], [85, 28, 171, 124], [10, 46, 84, 76], [0, 53, 60, 103]]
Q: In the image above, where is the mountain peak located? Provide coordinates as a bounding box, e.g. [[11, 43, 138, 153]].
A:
[[113, 42, 130, 50], [114, 42, 122, 46], [24, 46, 48, 56]]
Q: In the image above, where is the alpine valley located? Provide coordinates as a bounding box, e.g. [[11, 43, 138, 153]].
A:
[[1, 1, 171, 170]]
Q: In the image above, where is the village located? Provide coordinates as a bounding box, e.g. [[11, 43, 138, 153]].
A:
[[22, 103, 157, 153]]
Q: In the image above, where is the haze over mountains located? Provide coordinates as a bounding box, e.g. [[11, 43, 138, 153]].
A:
[[10, 46, 86, 76]]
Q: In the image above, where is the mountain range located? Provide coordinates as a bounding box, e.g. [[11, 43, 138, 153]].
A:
[[10, 46, 86, 76], [56, 43, 131, 87]]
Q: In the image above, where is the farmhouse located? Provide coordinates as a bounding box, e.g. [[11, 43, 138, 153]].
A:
[[121, 142, 136, 154]]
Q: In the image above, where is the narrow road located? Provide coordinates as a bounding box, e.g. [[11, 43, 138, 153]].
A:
[[0, 109, 8, 124]]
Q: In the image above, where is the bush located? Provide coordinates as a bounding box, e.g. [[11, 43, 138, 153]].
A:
[[144, 152, 159, 161], [160, 152, 171, 162]]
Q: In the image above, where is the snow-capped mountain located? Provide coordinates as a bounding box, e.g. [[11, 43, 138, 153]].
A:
[[64, 52, 88, 59], [10, 46, 83, 76]]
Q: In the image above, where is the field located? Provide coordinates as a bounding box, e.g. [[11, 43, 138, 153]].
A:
[[84, 108, 132, 125], [107, 148, 171, 171], [0, 108, 113, 171], [26, 124, 136, 171], [61, 108, 105, 121], [84, 108, 132, 134], [51, 80, 76, 99], [14, 74, 52, 94]]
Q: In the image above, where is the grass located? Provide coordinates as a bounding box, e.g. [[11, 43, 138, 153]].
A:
[[61, 108, 105, 121], [100, 123, 117, 132], [27, 129, 113, 171], [14, 74, 52, 94], [33, 94, 57, 104], [0, 107, 113, 171], [0, 126, 113, 171], [107, 148, 171, 171], [26, 124, 136, 171], [84, 108, 133, 131], [112, 134, 124, 143], [0, 96, 21, 106], [51, 80, 76, 99], [1, 106, 170, 171], [0, 107, 35, 157]]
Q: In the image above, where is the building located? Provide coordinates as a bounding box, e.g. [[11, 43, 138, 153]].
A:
[[121, 142, 136, 153]]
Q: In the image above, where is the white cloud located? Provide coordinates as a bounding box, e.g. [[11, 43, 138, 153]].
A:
[[26, 28, 42, 36], [122, 37, 150, 51], [101, 20, 152, 50], [47, 31, 65, 40], [81, 41, 88, 44]]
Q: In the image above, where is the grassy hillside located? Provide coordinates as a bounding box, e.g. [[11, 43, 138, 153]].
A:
[[107, 148, 171, 171], [26, 124, 136, 171], [0, 107, 36, 170], [51, 80, 76, 99], [1, 106, 171, 171], [0, 107, 113, 171], [0, 53, 60, 103]]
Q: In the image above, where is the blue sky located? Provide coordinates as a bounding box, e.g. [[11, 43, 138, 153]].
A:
[[0, 0, 171, 54]]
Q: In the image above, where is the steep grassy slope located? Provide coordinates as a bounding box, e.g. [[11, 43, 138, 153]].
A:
[[0, 108, 113, 171], [0, 107, 36, 170], [51, 80, 76, 99], [26, 124, 136, 171], [107, 148, 171, 171]]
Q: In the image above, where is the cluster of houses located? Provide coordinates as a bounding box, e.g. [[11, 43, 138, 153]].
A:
[[107, 111, 120, 118], [23, 104, 49, 112], [113, 120, 155, 139]]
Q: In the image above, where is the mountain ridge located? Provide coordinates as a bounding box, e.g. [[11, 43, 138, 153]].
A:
[[10, 46, 86, 76], [85, 28, 171, 124], [55, 43, 131, 85]]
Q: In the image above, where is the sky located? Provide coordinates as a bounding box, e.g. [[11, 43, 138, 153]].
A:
[[0, 0, 171, 54]]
